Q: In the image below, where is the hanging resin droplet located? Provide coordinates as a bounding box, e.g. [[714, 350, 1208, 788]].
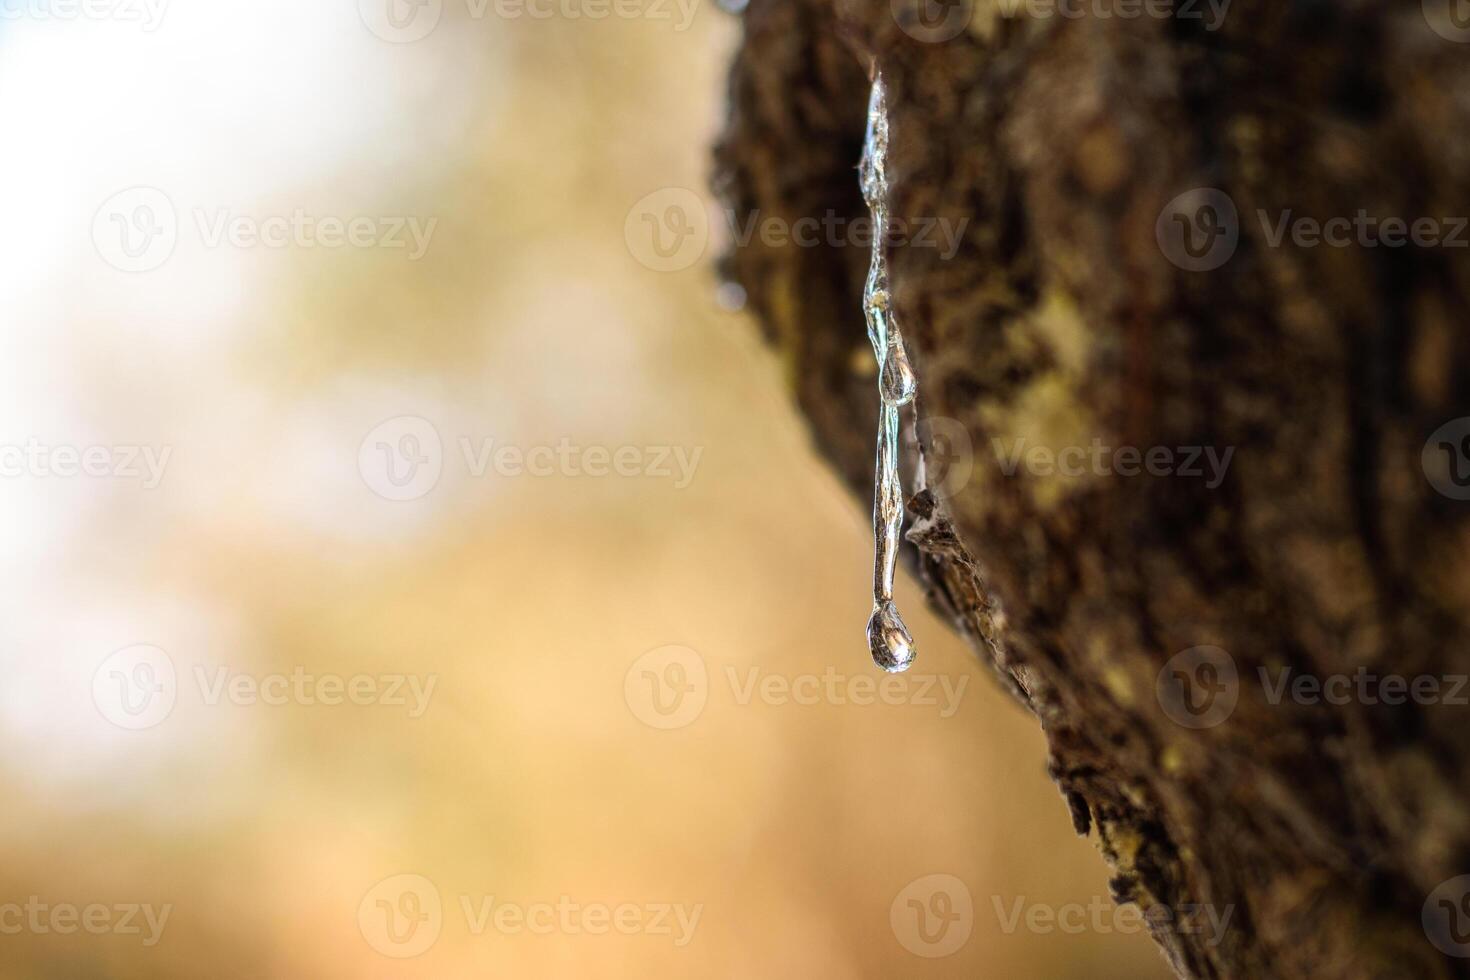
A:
[[860, 71, 918, 673], [880, 337, 917, 407], [868, 599, 916, 673]]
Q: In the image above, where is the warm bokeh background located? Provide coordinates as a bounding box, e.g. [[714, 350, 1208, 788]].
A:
[[0, 3, 1169, 977]]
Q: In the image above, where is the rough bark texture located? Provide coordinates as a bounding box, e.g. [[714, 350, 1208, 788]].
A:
[[712, 2, 1470, 977]]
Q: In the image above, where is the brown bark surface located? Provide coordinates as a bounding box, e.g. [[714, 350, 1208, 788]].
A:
[[713, 2, 1470, 976]]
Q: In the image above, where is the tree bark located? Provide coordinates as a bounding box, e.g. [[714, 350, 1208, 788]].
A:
[[713, 2, 1470, 976]]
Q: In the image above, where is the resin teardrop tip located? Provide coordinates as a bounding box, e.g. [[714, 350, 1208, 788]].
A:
[[879, 345, 917, 406], [867, 601, 916, 673]]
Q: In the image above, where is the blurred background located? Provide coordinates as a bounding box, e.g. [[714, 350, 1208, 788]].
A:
[[0, 2, 1169, 976]]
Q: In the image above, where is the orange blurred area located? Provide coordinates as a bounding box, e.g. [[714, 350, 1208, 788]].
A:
[[0, 3, 1169, 977]]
